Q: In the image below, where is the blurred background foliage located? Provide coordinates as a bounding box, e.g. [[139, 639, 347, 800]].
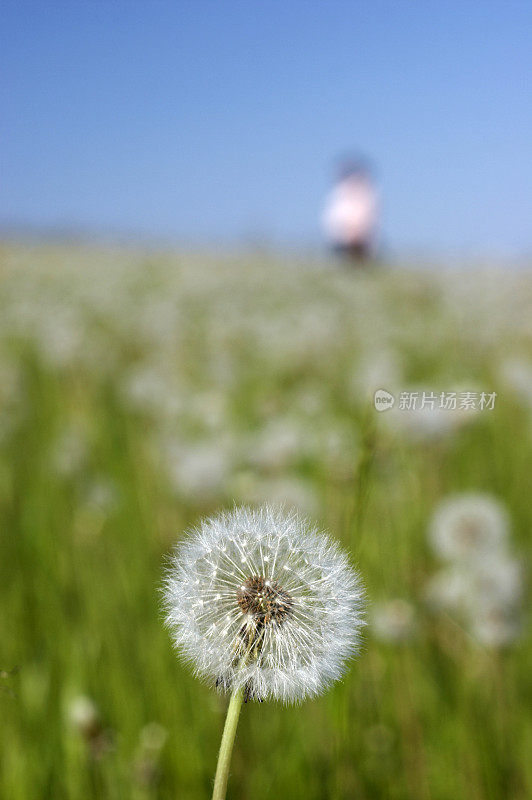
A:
[[1, 243, 531, 799]]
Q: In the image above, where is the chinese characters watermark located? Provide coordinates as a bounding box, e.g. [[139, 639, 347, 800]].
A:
[[374, 389, 497, 412]]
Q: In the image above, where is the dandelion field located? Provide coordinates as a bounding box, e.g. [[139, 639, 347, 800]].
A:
[[1, 242, 531, 800]]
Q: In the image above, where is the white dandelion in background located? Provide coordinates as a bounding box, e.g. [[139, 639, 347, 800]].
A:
[[66, 694, 110, 758], [469, 553, 524, 609], [163, 505, 365, 800], [429, 492, 509, 562], [498, 356, 532, 409], [464, 554, 524, 647], [372, 599, 417, 643], [67, 695, 100, 739], [424, 566, 470, 613], [425, 558, 524, 635], [469, 602, 523, 648], [425, 494, 524, 649]]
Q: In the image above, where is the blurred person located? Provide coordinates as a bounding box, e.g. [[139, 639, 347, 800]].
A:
[[322, 158, 378, 264]]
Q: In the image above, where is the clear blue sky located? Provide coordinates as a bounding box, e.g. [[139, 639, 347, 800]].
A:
[[2, 1, 531, 255]]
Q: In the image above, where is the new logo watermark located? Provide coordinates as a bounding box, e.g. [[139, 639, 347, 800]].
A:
[[374, 389, 395, 411]]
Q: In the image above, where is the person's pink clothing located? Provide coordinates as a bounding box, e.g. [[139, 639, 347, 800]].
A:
[[322, 175, 378, 248]]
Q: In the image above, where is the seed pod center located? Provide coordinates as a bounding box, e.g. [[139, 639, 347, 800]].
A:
[[237, 576, 293, 626]]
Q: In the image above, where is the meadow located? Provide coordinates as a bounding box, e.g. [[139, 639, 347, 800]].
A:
[[1, 242, 531, 800]]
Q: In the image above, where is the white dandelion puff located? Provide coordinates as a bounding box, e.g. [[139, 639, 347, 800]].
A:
[[425, 557, 524, 615], [424, 566, 470, 612], [163, 505, 365, 703], [425, 497, 524, 650], [469, 603, 523, 648], [372, 599, 417, 643], [468, 553, 524, 609], [429, 492, 509, 562], [67, 695, 100, 738]]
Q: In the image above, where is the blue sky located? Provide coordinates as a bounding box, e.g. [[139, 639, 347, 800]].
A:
[[2, 1, 531, 255]]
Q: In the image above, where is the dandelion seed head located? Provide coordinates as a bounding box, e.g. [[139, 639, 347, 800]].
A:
[[67, 695, 101, 740], [139, 721, 168, 754], [372, 599, 417, 643], [470, 603, 523, 648], [429, 492, 509, 562], [163, 505, 365, 703], [424, 566, 470, 612]]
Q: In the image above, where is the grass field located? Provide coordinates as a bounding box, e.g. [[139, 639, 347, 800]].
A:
[[1, 242, 531, 800]]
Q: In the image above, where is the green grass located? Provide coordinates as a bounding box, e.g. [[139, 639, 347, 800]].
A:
[[1, 243, 531, 799]]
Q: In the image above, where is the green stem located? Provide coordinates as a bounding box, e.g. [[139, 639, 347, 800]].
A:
[[212, 685, 245, 800]]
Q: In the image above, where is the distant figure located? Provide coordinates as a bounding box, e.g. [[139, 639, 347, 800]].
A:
[[322, 158, 378, 263]]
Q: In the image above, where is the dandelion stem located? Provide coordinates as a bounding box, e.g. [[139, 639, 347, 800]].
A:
[[212, 684, 245, 800]]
